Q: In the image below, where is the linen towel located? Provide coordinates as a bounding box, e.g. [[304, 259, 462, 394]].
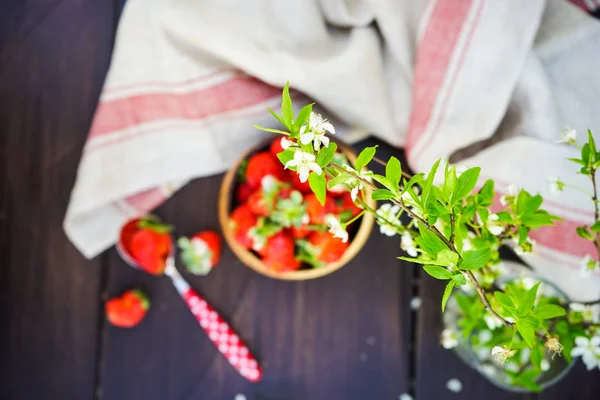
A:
[[65, 0, 600, 300]]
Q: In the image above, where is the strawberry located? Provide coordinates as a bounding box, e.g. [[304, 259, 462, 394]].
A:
[[230, 204, 258, 249], [257, 230, 295, 257], [308, 231, 349, 264], [289, 170, 312, 193], [305, 193, 337, 225], [248, 189, 274, 216], [245, 151, 287, 188], [263, 254, 301, 272], [236, 182, 253, 204], [105, 289, 150, 328], [291, 224, 312, 239], [122, 215, 172, 275], [269, 137, 290, 157], [337, 192, 362, 219], [178, 230, 221, 275]]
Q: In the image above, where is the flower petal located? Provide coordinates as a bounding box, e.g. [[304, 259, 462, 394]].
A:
[[300, 133, 313, 145]]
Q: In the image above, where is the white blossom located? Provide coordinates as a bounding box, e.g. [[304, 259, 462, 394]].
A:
[[484, 314, 503, 331], [376, 203, 401, 237], [280, 137, 293, 150], [540, 359, 550, 372], [299, 112, 335, 151], [557, 127, 577, 144], [570, 302, 600, 323], [571, 336, 600, 370], [400, 232, 418, 257], [446, 379, 463, 393], [547, 176, 564, 195], [491, 346, 516, 365], [580, 255, 600, 277], [441, 329, 459, 349], [326, 215, 348, 243], [499, 184, 518, 206], [340, 164, 372, 201], [478, 330, 493, 344], [285, 149, 322, 183], [485, 213, 504, 236], [261, 175, 279, 193], [399, 394, 413, 400]]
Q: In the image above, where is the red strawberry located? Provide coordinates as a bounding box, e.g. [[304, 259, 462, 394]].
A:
[[178, 230, 222, 275], [245, 151, 287, 188], [236, 182, 253, 204], [269, 137, 292, 157], [337, 192, 362, 219], [308, 231, 349, 264], [289, 170, 312, 193], [305, 193, 337, 225], [263, 254, 301, 272], [248, 189, 274, 216], [291, 224, 312, 239], [105, 289, 150, 328], [257, 231, 295, 258], [123, 216, 172, 275], [230, 204, 258, 249]]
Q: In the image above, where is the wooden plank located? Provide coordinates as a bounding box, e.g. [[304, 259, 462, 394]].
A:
[[0, 1, 119, 399], [99, 140, 414, 399]]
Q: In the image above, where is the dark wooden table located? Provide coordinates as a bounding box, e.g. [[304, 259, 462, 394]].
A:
[[1, 1, 599, 399]]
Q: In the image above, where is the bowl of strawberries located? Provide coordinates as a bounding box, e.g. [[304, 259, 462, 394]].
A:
[[218, 136, 375, 280]]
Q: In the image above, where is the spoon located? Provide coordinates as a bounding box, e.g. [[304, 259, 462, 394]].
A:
[[117, 232, 262, 382]]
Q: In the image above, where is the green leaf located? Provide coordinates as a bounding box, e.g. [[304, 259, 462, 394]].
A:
[[591, 221, 600, 232], [385, 156, 401, 192], [316, 142, 337, 167], [281, 82, 293, 127], [534, 304, 566, 319], [424, 265, 453, 280], [370, 173, 393, 190], [398, 256, 442, 265], [524, 194, 543, 214], [268, 107, 288, 130], [582, 143, 590, 166], [308, 172, 326, 205], [277, 149, 295, 167], [516, 189, 531, 216], [354, 146, 378, 172], [294, 103, 313, 130], [567, 157, 586, 166], [530, 345, 543, 370], [441, 281, 454, 312], [495, 291, 517, 316], [588, 129, 597, 161], [516, 319, 537, 347], [452, 167, 481, 204], [518, 282, 540, 316], [436, 249, 459, 267], [415, 224, 448, 257], [521, 211, 560, 228], [421, 159, 441, 209], [576, 226, 593, 240], [459, 249, 491, 271], [495, 211, 512, 222], [452, 273, 467, 286], [518, 225, 529, 245], [401, 174, 424, 194], [478, 179, 495, 204], [253, 125, 290, 135], [442, 164, 457, 201], [328, 174, 350, 190], [372, 189, 396, 200]]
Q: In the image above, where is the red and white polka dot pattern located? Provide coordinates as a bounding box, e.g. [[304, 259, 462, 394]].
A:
[[182, 288, 262, 382]]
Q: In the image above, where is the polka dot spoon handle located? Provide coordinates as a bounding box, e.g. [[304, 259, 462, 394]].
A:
[[164, 260, 262, 382]]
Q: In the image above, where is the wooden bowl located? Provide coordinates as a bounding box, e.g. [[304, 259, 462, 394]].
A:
[[218, 137, 376, 280]]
